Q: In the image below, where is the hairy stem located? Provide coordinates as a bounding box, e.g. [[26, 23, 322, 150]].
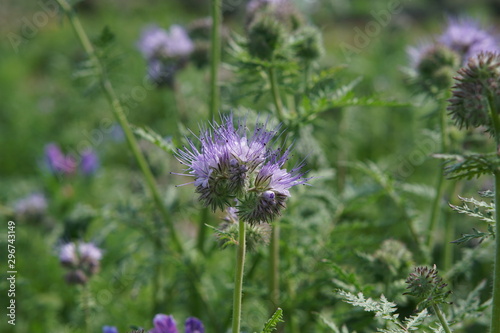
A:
[[432, 304, 452, 333], [55, 0, 183, 254], [209, 0, 222, 120], [232, 219, 246, 333]]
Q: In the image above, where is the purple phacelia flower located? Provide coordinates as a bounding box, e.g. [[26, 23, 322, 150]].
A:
[[102, 326, 118, 333], [45, 143, 77, 175], [80, 149, 99, 176], [173, 114, 309, 223], [78, 242, 103, 263], [185, 317, 204, 333], [150, 314, 178, 333], [438, 17, 499, 63], [137, 25, 194, 60], [59, 242, 77, 266], [14, 193, 47, 218]]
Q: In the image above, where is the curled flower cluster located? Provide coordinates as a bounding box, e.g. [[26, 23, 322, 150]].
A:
[[59, 241, 103, 285], [103, 314, 204, 333], [137, 25, 194, 86], [448, 51, 500, 130], [404, 264, 451, 309], [174, 114, 309, 224], [44, 143, 99, 177]]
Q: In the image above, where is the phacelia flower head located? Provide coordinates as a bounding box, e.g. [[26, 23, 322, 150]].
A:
[[246, 0, 303, 32], [448, 51, 500, 130], [137, 25, 194, 60], [439, 17, 499, 63], [81, 149, 99, 176], [406, 43, 460, 96], [150, 314, 177, 333], [59, 241, 103, 284], [14, 193, 48, 220], [404, 264, 451, 309], [45, 143, 77, 175], [173, 114, 309, 223], [185, 317, 204, 333]]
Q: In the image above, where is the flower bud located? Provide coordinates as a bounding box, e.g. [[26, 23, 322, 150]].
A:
[[404, 264, 451, 309], [448, 51, 500, 130], [292, 26, 324, 62], [247, 14, 284, 60]]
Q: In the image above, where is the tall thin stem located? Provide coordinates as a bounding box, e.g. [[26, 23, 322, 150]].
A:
[[232, 219, 246, 333], [81, 284, 91, 333], [209, 0, 222, 120], [267, 67, 285, 122], [432, 304, 452, 333], [267, 65, 286, 313], [487, 90, 500, 333], [427, 94, 450, 253], [55, 0, 183, 254]]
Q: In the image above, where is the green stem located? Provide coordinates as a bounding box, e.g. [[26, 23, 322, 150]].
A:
[[209, 0, 222, 120], [487, 88, 500, 333], [232, 219, 246, 333], [82, 284, 91, 333], [432, 304, 452, 333], [197, 207, 210, 253], [427, 95, 450, 252], [268, 67, 285, 122], [55, 0, 183, 254], [269, 220, 280, 310]]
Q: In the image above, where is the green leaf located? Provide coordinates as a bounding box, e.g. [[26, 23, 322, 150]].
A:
[[131, 125, 175, 153], [260, 308, 284, 333], [434, 153, 500, 180]]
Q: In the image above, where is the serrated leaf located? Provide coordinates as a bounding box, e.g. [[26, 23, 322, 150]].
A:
[[260, 308, 284, 333], [434, 153, 500, 180], [132, 125, 175, 153]]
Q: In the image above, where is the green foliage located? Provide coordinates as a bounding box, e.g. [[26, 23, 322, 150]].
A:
[[449, 194, 496, 244], [435, 153, 500, 180], [260, 308, 284, 333]]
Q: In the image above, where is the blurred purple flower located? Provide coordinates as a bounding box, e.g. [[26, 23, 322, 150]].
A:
[[185, 317, 204, 333], [150, 314, 178, 333], [439, 17, 499, 62], [14, 193, 47, 218], [102, 326, 118, 333], [44, 143, 76, 175], [78, 242, 103, 263], [407, 41, 435, 70], [137, 25, 194, 60], [59, 243, 77, 266], [80, 149, 100, 176]]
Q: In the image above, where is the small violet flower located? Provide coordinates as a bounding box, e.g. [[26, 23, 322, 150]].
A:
[[58, 241, 103, 284], [80, 149, 99, 176], [150, 314, 177, 333], [102, 326, 119, 333], [185, 317, 204, 333], [45, 143, 77, 175], [173, 114, 309, 224]]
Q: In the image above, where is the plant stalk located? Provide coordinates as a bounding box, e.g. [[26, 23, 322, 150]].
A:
[[232, 219, 246, 333], [269, 220, 280, 309], [55, 0, 183, 254], [268, 67, 285, 122], [209, 0, 222, 120], [432, 304, 452, 333], [427, 94, 450, 253], [488, 90, 500, 333]]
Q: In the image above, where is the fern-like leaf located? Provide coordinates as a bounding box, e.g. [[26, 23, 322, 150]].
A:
[[434, 153, 500, 180], [260, 308, 284, 333]]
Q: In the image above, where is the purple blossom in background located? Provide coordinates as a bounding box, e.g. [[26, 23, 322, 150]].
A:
[[102, 326, 118, 333], [150, 314, 178, 333], [45, 143, 77, 175], [147, 59, 176, 86], [407, 41, 435, 70], [80, 149, 100, 176], [14, 193, 47, 218], [185, 317, 204, 333], [59, 243, 77, 266], [439, 17, 499, 62], [78, 242, 103, 263], [137, 25, 194, 60]]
